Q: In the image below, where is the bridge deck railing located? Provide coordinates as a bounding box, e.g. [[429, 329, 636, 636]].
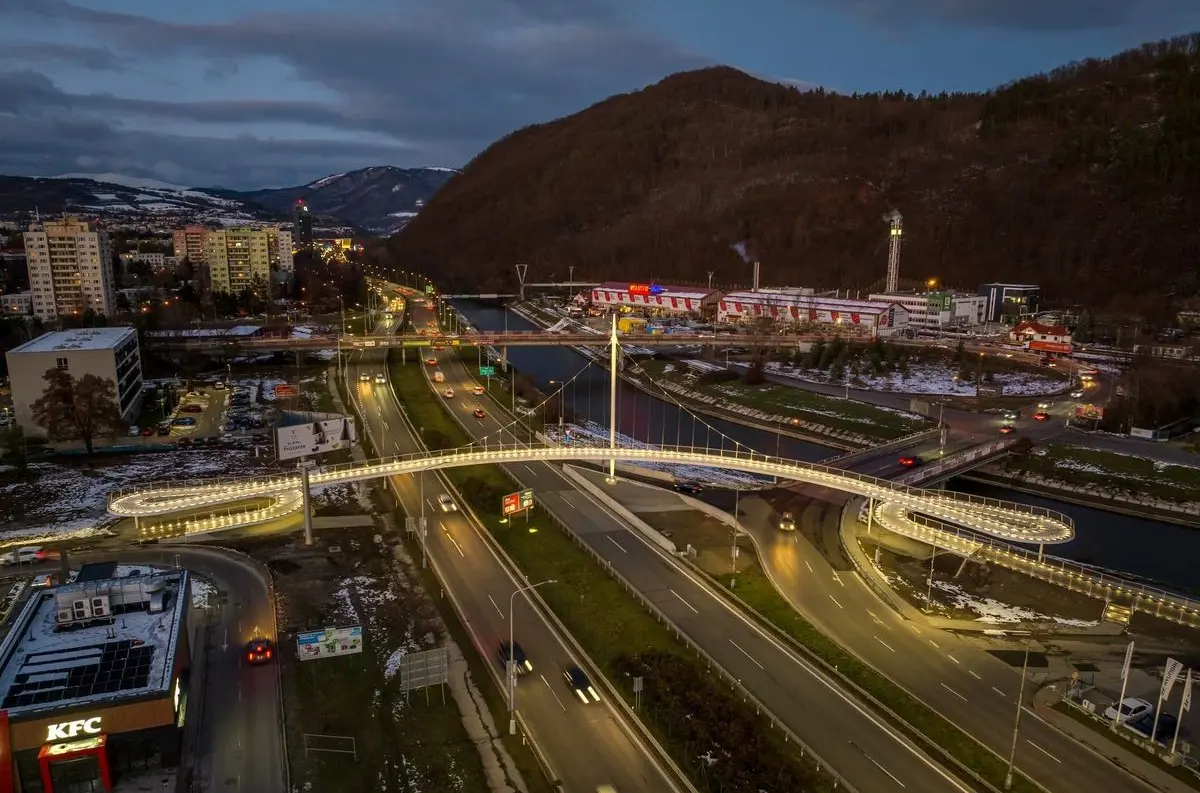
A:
[[109, 440, 1074, 535]]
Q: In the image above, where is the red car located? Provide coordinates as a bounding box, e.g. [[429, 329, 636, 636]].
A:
[[898, 456, 920, 468], [180, 404, 203, 413], [473, 409, 487, 419], [425, 358, 437, 366], [246, 638, 274, 665], [1032, 411, 1050, 421], [999, 424, 1016, 435]]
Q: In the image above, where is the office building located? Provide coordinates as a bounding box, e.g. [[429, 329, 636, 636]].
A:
[[23, 218, 116, 321], [292, 200, 314, 250], [7, 327, 143, 435], [203, 229, 273, 295], [867, 291, 987, 331], [979, 283, 1040, 324], [170, 226, 207, 264], [0, 564, 191, 793]]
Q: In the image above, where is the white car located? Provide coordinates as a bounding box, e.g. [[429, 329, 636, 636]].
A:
[[375, 374, 386, 384], [443, 389, 455, 399], [359, 373, 371, 383], [1, 546, 43, 566], [437, 494, 457, 512], [1070, 390, 1085, 399], [1104, 697, 1153, 723], [473, 386, 486, 396]]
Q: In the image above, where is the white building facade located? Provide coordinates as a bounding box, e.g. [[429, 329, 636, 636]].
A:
[[718, 290, 908, 337], [867, 292, 986, 331], [590, 282, 720, 317], [6, 327, 143, 435], [1, 292, 33, 315], [24, 217, 116, 321]]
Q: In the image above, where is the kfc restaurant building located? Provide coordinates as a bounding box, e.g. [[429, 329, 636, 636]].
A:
[[0, 567, 191, 792]]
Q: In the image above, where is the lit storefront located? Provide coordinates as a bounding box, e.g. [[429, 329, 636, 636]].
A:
[[0, 567, 191, 792]]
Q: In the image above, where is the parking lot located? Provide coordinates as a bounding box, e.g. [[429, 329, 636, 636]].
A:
[[130, 381, 272, 451]]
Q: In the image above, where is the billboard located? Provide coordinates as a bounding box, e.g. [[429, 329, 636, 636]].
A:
[[1029, 340, 1073, 354], [273, 383, 298, 399], [502, 489, 534, 515], [275, 412, 358, 461], [926, 293, 953, 312], [976, 385, 1004, 397], [296, 625, 363, 660], [1075, 404, 1104, 421]]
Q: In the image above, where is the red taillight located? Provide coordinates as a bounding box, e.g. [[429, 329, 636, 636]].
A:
[[266, 650, 272, 658], [247, 652, 253, 661]]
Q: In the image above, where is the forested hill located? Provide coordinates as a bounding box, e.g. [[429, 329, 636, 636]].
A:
[[382, 33, 1200, 315]]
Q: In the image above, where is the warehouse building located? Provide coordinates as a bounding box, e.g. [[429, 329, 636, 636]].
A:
[[590, 282, 720, 318], [717, 290, 908, 337], [867, 291, 987, 331], [0, 566, 191, 792]]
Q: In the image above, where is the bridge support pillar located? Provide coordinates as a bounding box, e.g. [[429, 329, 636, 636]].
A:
[[501, 347, 508, 373], [301, 463, 314, 546], [607, 314, 618, 484]]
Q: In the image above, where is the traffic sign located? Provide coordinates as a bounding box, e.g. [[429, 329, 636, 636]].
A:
[[502, 489, 534, 516], [480, 366, 495, 377]]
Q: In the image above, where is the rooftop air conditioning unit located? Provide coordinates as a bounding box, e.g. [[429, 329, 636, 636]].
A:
[[89, 596, 110, 618]]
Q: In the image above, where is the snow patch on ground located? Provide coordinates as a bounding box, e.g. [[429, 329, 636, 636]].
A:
[[733, 360, 1068, 397], [932, 580, 1098, 626]]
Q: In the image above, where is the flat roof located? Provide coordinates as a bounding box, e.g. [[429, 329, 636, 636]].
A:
[[0, 569, 188, 717], [10, 327, 136, 355], [147, 325, 261, 339], [593, 282, 716, 299], [721, 291, 898, 314]]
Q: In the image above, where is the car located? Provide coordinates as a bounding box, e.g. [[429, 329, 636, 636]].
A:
[[437, 494, 457, 512], [778, 511, 796, 531], [473, 408, 487, 419], [141, 427, 155, 437], [443, 389, 455, 399], [1105, 697, 1153, 723], [1070, 390, 1085, 398], [172, 417, 197, 427], [359, 373, 371, 382], [898, 455, 920, 468], [375, 374, 386, 384], [180, 404, 203, 413], [0, 546, 45, 566], [596, 787, 618, 793], [177, 437, 193, 448], [674, 482, 702, 495], [213, 381, 226, 390], [1002, 410, 1020, 420], [433, 345, 444, 351], [1032, 411, 1049, 421], [563, 665, 601, 704], [999, 424, 1016, 434], [1125, 712, 1176, 742], [245, 638, 274, 665], [127, 425, 140, 437], [497, 641, 532, 674], [1037, 401, 1051, 409], [157, 425, 172, 436], [425, 358, 438, 366], [473, 386, 486, 395]]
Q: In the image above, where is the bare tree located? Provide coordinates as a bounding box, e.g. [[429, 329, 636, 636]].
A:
[[31, 369, 124, 454]]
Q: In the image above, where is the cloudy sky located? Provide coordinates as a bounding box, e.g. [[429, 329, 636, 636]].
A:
[[1, 0, 1196, 190]]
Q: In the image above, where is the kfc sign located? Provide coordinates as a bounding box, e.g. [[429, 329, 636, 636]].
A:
[[47, 717, 102, 742]]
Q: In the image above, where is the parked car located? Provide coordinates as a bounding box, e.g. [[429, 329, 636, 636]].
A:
[[1104, 697, 1153, 723], [141, 427, 155, 437], [180, 404, 204, 413], [127, 425, 140, 437], [1125, 712, 1176, 742], [172, 417, 197, 427]]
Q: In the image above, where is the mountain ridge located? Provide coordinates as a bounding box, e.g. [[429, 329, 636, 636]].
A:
[[382, 34, 1200, 315]]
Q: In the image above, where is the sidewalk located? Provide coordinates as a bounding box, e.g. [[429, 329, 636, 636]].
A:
[[1033, 686, 1196, 793]]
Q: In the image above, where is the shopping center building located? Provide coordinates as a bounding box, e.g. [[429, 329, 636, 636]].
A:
[[0, 565, 191, 792]]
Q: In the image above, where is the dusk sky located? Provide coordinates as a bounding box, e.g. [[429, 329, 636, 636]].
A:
[[1, 0, 1197, 189]]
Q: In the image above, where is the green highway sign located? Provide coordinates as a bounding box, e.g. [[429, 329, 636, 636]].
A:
[[424, 284, 435, 295], [480, 366, 496, 376], [403, 340, 431, 347]]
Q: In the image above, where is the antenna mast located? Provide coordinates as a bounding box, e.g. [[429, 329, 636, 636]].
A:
[[884, 210, 903, 293]]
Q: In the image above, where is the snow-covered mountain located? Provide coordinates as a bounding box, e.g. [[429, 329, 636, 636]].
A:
[[228, 166, 459, 234]]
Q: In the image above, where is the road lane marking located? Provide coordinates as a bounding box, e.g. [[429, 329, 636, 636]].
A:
[[968, 670, 983, 681], [992, 686, 1007, 698], [940, 683, 968, 702], [606, 535, 627, 553], [947, 654, 960, 665], [729, 639, 765, 670], [426, 499, 437, 513], [804, 559, 813, 573], [928, 639, 940, 649], [850, 740, 906, 788], [487, 595, 505, 619], [828, 594, 843, 609], [524, 465, 537, 476], [867, 609, 889, 629], [1026, 740, 1061, 763], [540, 674, 567, 712], [874, 636, 896, 653], [445, 534, 466, 557], [832, 571, 844, 586], [670, 589, 699, 614], [562, 497, 577, 509]]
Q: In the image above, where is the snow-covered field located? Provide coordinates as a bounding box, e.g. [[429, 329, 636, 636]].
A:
[[0, 448, 284, 546], [932, 581, 1098, 626], [542, 421, 773, 488], [735, 360, 1069, 397]]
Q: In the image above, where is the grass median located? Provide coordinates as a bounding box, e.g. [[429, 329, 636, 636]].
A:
[[388, 350, 841, 793]]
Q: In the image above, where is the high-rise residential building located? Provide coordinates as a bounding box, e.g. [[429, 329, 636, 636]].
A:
[[203, 228, 273, 294], [270, 229, 294, 272], [24, 216, 116, 321], [293, 199, 314, 249], [171, 225, 208, 263]]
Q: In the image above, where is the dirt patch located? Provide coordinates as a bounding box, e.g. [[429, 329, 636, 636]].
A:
[[635, 509, 757, 578], [863, 538, 1108, 625]]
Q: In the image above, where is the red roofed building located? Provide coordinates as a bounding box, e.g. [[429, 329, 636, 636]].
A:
[[1010, 321, 1072, 354]]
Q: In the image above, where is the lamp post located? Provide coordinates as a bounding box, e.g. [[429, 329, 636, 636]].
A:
[[508, 579, 557, 734], [1004, 638, 1033, 790]]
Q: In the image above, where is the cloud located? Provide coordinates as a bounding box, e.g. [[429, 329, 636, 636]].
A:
[[829, 0, 1195, 31], [0, 0, 710, 188], [0, 42, 126, 71]]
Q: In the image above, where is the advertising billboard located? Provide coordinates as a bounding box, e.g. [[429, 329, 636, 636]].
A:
[[1075, 404, 1104, 421], [273, 383, 298, 399], [502, 489, 534, 516], [1029, 340, 1073, 354], [296, 625, 364, 660], [275, 412, 358, 461]]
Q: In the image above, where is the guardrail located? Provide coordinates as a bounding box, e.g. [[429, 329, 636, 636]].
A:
[[895, 438, 1017, 485], [823, 427, 942, 467]]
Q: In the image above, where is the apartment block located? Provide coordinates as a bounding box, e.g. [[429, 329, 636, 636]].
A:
[[171, 225, 207, 264], [270, 229, 294, 272], [24, 217, 116, 321], [203, 229, 273, 294]]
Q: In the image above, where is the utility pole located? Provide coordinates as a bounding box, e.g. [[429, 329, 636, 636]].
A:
[[607, 313, 619, 483]]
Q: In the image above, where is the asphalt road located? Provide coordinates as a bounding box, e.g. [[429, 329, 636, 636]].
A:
[[77, 546, 284, 793], [352, 303, 683, 793], [417, 333, 972, 793]]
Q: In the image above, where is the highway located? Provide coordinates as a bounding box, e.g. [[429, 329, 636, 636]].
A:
[[78, 546, 284, 793], [407, 305, 973, 793], [351, 310, 686, 792]]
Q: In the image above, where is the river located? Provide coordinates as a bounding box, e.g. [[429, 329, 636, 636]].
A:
[[453, 301, 1199, 591]]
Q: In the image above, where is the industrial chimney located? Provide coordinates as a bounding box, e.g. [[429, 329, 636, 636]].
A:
[[884, 210, 903, 293]]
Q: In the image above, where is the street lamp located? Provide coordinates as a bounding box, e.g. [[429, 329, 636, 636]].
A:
[[508, 579, 557, 734], [1004, 638, 1033, 790]]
